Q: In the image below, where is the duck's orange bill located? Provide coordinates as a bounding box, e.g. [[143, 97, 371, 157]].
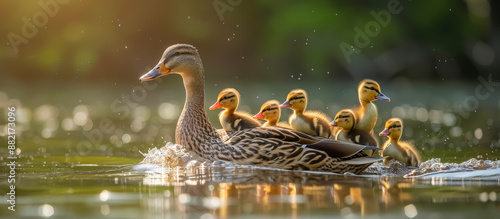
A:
[[209, 101, 223, 110], [253, 111, 265, 119], [379, 128, 390, 136]]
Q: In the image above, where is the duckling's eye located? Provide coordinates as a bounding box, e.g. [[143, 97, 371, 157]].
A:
[[389, 125, 401, 129], [364, 86, 379, 91]]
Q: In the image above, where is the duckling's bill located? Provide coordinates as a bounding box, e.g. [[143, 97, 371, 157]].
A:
[[139, 61, 171, 82], [376, 92, 390, 101], [253, 111, 265, 119], [209, 101, 223, 110], [330, 120, 338, 127], [279, 100, 291, 108], [379, 128, 390, 136]]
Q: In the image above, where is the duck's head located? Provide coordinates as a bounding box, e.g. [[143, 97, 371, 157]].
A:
[[331, 109, 356, 131], [379, 118, 403, 141], [358, 79, 390, 103], [139, 44, 203, 82], [253, 100, 281, 122], [210, 88, 240, 110], [280, 89, 307, 112]]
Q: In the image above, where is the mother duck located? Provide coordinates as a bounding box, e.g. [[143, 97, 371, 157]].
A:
[[139, 44, 384, 174]]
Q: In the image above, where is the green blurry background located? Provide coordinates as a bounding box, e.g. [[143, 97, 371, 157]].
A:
[[0, 0, 499, 161]]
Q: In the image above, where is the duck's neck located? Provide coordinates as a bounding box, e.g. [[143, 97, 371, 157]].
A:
[[359, 98, 372, 108], [267, 120, 277, 126], [176, 73, 219, 153], [390, 135, 400, 144], [294, 108, 305, 115], [225, 108, 236, 114]]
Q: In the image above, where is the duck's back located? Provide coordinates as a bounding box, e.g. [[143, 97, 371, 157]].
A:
[[213, 127, 382, 174]]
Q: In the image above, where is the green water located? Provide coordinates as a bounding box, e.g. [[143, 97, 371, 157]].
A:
[[1, 81, 500, 218], [1, 155, 499, 218]]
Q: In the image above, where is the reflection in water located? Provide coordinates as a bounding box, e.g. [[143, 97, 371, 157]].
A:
[[134, 142, 500, 218], [139, 162, 416, 217]]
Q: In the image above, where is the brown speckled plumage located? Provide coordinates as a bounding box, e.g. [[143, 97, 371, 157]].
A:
[[140, 44, 384, 174]]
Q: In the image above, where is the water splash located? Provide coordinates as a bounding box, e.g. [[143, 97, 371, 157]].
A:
[[365, 157, 500, 178]]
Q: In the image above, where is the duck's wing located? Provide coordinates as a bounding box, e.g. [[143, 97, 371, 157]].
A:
[[226, 127, 380, 161]]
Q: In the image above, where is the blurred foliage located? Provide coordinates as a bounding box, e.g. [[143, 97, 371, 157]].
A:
[[0, 0, 499, 159], [0, 0, 498, 85]]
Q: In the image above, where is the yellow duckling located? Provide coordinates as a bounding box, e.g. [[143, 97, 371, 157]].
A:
[[353, 79, 390, 134], [280, 89, 332, 138], [379, 118, 420, 167], [253, 100, 290, 128], [210, 88, 261, 132], [331, 109, 377, 147]]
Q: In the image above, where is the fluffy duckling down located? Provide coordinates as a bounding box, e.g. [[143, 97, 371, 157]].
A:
[[331, 109, 377, 147], [210, 88, 261, 132], [379, 118, 420, 167], [353, 79, 390, 135], [280, 89, 332, 138], [253, 100, 290, 128]]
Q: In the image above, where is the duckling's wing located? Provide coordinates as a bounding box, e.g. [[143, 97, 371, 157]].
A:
[[226, 112, 261, 131], [350, 130, 378, 147]]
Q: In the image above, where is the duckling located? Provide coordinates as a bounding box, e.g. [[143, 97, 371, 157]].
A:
[[353, 79, 390, 135], [253, 100, 290, 128], [331, 109, 377, 148], [280, 89, 332, 138], [210, 88, 261, 132], [379, 118, 420, 167]]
